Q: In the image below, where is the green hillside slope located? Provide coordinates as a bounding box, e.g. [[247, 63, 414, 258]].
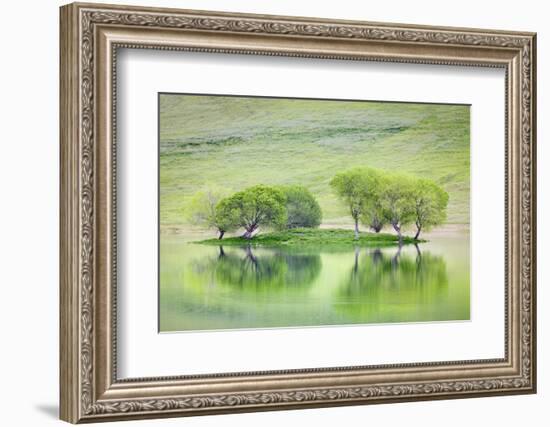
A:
[[160, 94, 470, 228]]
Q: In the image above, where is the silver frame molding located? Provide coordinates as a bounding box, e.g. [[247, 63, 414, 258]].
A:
[[60, 2, 537, 423]]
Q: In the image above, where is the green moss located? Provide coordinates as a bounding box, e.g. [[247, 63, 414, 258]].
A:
[[195, 228, 423, 248]]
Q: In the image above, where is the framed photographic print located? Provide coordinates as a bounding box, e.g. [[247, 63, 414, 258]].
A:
[[60, 2, 537, 423]]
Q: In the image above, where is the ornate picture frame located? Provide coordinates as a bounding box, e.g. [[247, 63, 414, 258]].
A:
[[60, 2, 536, 423]]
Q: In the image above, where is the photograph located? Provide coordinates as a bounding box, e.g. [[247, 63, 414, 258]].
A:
[[159, 94, 471, 332]]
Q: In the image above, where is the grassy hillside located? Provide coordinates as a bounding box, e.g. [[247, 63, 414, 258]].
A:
[[160, 94, 470, 229]]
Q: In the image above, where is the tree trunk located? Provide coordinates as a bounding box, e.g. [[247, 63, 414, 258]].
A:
[[392, 222, 402, 241], [354, 217, 359, 240], [242, 224, 258, 239], [218, 230, 225, 240], [371, 218, 382, 233], [414, 225, 421, 240]]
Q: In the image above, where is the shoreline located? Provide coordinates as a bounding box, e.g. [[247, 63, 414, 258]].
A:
[[160, 223, 469, 238], [193, 228, 423, 248]]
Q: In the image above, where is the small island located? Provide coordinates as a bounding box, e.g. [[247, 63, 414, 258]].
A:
[[187, 167, 447, 248], [195, 227, 423, 247]]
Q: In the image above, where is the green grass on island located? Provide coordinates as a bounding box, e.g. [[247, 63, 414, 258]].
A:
[[195, 228, 423, 248]]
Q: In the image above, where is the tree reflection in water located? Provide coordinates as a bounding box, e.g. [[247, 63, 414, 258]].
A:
[[161, 234, 469, 331], [337, 244, 449, 319], [192, 245, 322, 291]]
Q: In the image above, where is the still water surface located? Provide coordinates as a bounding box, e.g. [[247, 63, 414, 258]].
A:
[[159, 234, 470, 332]]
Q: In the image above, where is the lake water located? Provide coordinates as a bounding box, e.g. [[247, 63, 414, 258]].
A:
[[159, 233, 470, 332]]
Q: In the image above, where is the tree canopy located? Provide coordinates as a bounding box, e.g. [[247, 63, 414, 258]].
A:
[[379, 173, 417, 240], [186, 170, 447, 242], [218, 185, 287, 239], [411, 179, 449, 239], [332, 168, 448, 240], [330, 167, 383, 239], [278, 185, 322, 229], [359, 171, 389, 233], [185, 186, 236, 239]]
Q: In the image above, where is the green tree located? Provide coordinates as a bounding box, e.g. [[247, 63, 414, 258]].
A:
[[330, 167, 383, 239], [360, 173, 389, 233], [213, 198, 241, 240], [380, 174, 416, 241], [185, 186, 236, 239], [278, 185, 322, 229], [219, 185, 287, 239], [361, 199, 386, 233], [411, 179, 449, 239]]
